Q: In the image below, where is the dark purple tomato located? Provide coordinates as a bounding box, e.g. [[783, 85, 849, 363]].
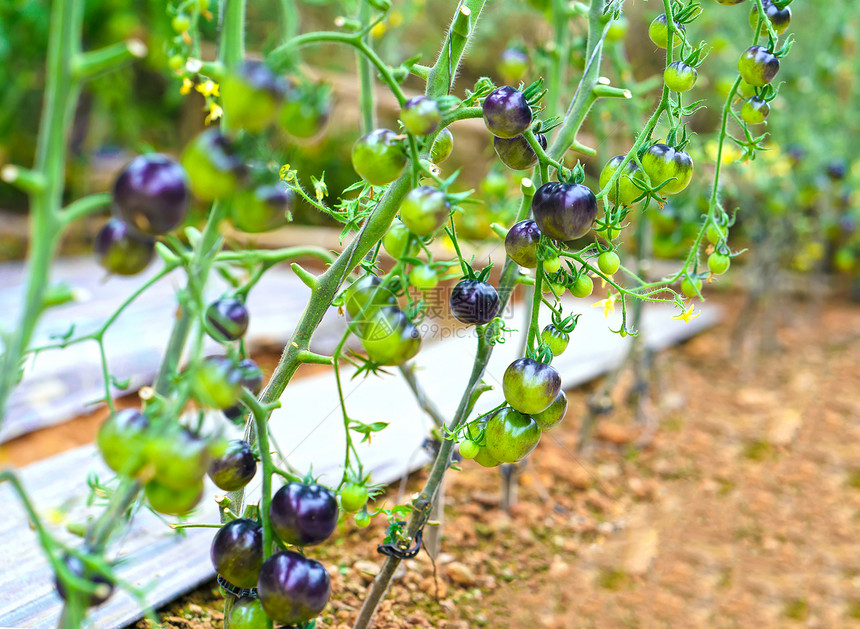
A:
[[738, 46, 780, 87], [237, 358, 264, 395], [827, 160, 847, 181], [148, 427, 210, 489], [94, 218, 155, 276], [482, 86, 533, 139], [493, 133, 546, 170], [449, 279, 501, 325], [257, 550, 331, 625], [227, 597, 267, 629], [208, 439, 257, 491], [502, 357, 561, 415], [221, 60, 288, 132], [210, 518, 263, 588], [400, 96, 442, 136], [641, 144, 694, 195], [192, 355, 244, 409], [399, 185, 450, 236], [359, 306, 421, 366], [206, 297, 249, 342], [505, 219, 542, 268], [351, 129, 408, 186], [484, 407, 541, 463], [531, 391, 567, 431], [144, 478, 203, 515], [96, 408, 150, 475], [55, 554, 114, 607], [531, 181, 598, 241], [113, 154, 189, 235], [181, 130, 245, 201], [231, 184, 294, 233], [270, 482, 338, 546]]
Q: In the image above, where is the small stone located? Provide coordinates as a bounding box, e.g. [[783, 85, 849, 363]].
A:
[[446, 561, 477, 586]]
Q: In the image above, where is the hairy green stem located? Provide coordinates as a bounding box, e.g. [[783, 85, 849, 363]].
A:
[[358, 1, 376, 133]]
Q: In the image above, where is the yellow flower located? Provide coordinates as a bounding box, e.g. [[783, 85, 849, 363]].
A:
[[705, 140, 742, 166], [279, 164, 295, 181], [371, 21, 387, 38], [180, 77, 194, 95], [205, 102, 223, 125], [196, 80, 220, 98], [592, 292, 616, 318], [672, 303, 701, 323], [389, 10, 404, 27]]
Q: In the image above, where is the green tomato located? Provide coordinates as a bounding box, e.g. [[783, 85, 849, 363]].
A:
[[408, 265, 438, 291], [360, 307, 421, 366], [340, 483, 369, 512], [171, 14, 191, 33], [399, 186, 450, 236], [231, 184, 294, 233], [664, 61, 698, 93], [181, 130, 243, 201], [598, 251, 621, 276], [531, 391, 567, 431], [571, 274, 594, 298], [598, 155, 645, 206], [430, 128, 454, 164], [145, 479, 203, 516], [606, 16, 628, 42], [221, 61, 287, 133], [740, 97, 770, 125], [498, 48, 529, 84], [459, 439, 480, 460], [465, 418, 500, 468], [227, 598, 268, 629], [706, 222, 726, 244], [481, 171, 509, 199], [278, 81, 333, 140], [708, 253, 731, 275], [503, 358, 561, 415], [147, 428, 210, 489], [400, 96, 441, 136], [354, 511, 372, 528], [192, 356, 243, 410], [351, 129, 408, 186], [641, 143, 694, 196], [648, 14, 684, 49], [738, 45, 780, 87], [484, 407, 541, 463], [382, 219, 419, 258], [96, 409, 150, 476], [680, 275, 702, 298], [543, 256, 561, 274], [540, 324, 569, 356]]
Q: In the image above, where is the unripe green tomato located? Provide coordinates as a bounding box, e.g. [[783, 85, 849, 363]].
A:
[[834, 248, 855, 272], [737, 79, 757, 99], [680, 276, 702, 298], [408, 265, 438, 291], [571, 274, 594, 298], [171, 14, 191, 33], [481, 171, 509, 198], [708, 253, 731, 275], [738, 45, 780, 87], [430, 128, 454, 164], [606, 16, 628, 42], [649, 14, 684, 49], [598, 155, 645, 206], [596, 224, 621, 241], [352, 129, 408, 185], [145, 479, 203, 516], [664, 61, 698, 93], [740, 97, 770, 125], [168, 55, 184, 72], [706, 223, 726, 244], [221, 61, 288, 133], [340, 483, 369, 512], [540, 324, 569, 356], [382, 219, 418, 258], [227, 598, 268, 629], [598, 251, 621, 276], [641, 143, 694, 196], [181, 130, 243, 201], [497, 48, 529, 84], [192, 356, 243, 410], [400, 97, 442, 136], [543, 256, 562, 274], [354, 511, 372, 528], [459, 439, 480, 460], [399, 186, 450, 236]]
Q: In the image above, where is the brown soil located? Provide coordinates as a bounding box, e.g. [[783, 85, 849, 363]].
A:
[[12, 294, 860, 629]]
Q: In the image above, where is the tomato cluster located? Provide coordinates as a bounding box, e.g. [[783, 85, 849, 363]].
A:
[[208, 481, 337, 626]]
